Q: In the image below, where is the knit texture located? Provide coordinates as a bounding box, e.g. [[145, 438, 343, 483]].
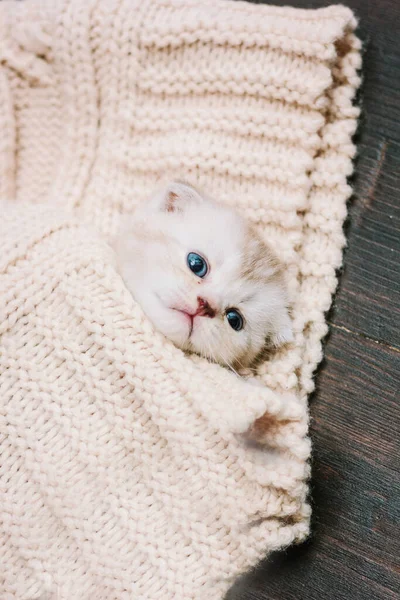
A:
[[0, 0, 361, 598]]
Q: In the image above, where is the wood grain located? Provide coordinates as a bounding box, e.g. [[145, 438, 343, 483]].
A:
[[229, 0, 400, 598], [228, 330, 400, 600]]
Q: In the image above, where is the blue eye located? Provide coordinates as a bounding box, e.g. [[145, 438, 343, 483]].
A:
[[187, 252, 208, 278], [226, 309, 244, 331]]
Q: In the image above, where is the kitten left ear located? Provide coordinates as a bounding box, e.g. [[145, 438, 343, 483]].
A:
[[160, 181, 204, 213], [270, 310, 294, 347]]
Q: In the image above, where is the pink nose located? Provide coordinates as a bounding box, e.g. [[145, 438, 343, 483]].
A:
[[196, 297, 216, 318]]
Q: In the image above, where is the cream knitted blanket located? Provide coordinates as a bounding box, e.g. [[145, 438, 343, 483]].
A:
[[0, 1, 361, 598]]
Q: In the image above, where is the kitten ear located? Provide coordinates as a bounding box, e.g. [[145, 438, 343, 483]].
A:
[[160, 181, 204, 213], [270, 309, 294, 347]]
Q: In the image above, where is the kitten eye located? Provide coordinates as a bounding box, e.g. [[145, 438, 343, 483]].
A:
[[226, 309, 244, 332], [187, 252, 208, 278]]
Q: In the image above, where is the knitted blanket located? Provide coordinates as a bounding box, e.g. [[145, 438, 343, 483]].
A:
[[0, 0, 361, 598]]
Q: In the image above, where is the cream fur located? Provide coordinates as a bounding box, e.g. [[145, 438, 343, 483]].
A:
[[114, 182, 293, 369], [0, 0, 361, 598]]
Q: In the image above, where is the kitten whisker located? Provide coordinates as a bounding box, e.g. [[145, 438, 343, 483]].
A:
[[201, 328, 216, 364], [213, 331, 240, 377], [115, 180, 292, 369]]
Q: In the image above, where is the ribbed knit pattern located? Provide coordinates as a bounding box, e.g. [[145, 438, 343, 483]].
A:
[[0, 1, 361, 598]]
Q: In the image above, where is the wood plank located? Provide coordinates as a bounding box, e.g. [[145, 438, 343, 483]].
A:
[[228, 327, 400, 600], [334, 68, 400, 347], [228, 1, 400, 598], [251, 0, 400, 349]]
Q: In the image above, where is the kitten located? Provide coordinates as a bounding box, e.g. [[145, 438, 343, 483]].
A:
[[113, 182, 293, 370]]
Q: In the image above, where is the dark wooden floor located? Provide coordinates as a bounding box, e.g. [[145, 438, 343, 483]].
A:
[[229, 1, 400, 599]]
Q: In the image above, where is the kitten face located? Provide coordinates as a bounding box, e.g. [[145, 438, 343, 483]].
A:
[[114, 182, 293, 369]]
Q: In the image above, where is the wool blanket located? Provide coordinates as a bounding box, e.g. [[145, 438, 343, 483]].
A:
[[0, 0, 361, 598]]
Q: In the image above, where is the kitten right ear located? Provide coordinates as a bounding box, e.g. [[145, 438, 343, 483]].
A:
[[158, 181, 204, 213]]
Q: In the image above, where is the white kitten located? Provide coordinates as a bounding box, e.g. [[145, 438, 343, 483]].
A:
[[113, 182, 293, 369]]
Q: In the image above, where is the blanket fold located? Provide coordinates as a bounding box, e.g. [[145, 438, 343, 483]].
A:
[[0, 0, 361, 598]]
